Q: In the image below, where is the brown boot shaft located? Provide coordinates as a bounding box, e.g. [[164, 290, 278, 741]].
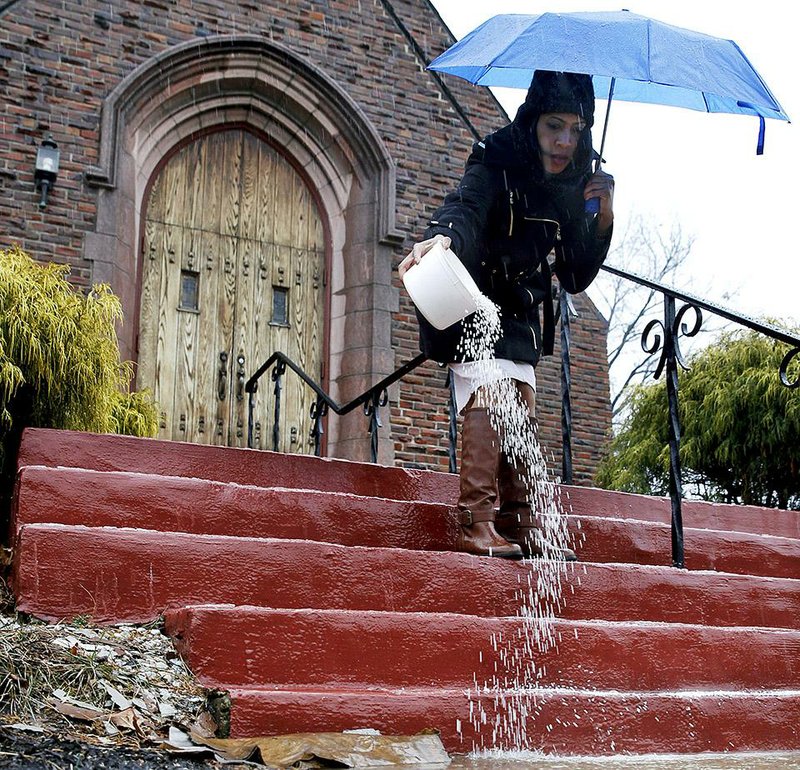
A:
[[495, 411, 576, 561], [456, 407, 522, 559]]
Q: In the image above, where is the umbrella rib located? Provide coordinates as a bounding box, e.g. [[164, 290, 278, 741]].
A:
[[730, 40, 789, 119]]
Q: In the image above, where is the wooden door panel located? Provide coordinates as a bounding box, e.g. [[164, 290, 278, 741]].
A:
[[221, 132, 242, 239], [230, 236, 256, 449], [242, 239, 272, 450], [192, 133, 226, 445], [192, 231, 222, 445], [181, 138, 204, 232], [239, 132, 260, 243], [256, 139, 277, 245], [139, 129, 326, 451], [173, 225, 209, 444], [173, 280, 199, 442], [153, 222, 182, 438], [173, 139, 204, 443], [198, 132, 233, 445], [229, 133, 265, 448], [138, 208, 161, 398]]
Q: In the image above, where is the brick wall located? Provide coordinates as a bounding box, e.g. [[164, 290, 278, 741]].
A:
[[0, 0, 611, 483]]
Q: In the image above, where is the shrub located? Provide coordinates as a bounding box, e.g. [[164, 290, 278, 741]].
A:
[[596, 326, 800, 509], [0, 246, 157, 498]]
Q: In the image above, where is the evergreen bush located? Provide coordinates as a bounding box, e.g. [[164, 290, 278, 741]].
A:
[[596, 326, 800, 509], [0, 246, 157, 502]]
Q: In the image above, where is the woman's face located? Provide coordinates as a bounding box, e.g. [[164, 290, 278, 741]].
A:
[[536, 112, 586, 175]]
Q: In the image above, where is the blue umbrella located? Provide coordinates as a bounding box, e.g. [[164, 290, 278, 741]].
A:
[[428, 10, 789, 160]]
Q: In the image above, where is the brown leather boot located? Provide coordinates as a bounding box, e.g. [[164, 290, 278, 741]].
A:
[[457, 508, 523, 558], [457, 406, 523, 559], [496, 456, 577, 562]]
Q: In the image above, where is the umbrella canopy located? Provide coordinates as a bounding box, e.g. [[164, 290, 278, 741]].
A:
[[428, 10, 789, 132]]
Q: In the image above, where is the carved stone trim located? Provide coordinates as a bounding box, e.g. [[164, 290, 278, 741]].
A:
[[84, 35, 402, 243]]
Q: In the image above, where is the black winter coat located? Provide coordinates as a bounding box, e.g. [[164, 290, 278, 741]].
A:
[[419, 122, 611, 365]]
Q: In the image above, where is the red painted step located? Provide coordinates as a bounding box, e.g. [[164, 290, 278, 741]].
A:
[[14, 523, 800, 629], [164, 605, 800, 692], [564, 486, 800, 540], [16, 428, 457, 503], [11, 428, 800, 757], [10, 466, 456, 552], [18, 428, 800, 540], [12, 466, 800, 578], [576, 515, 800, 578], [226, 686, 800, 755]]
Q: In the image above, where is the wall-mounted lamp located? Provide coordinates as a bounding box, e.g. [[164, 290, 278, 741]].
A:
[[34, 134, 60, 209]]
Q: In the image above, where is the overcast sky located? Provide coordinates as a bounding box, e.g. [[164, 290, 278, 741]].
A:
[[428, 0, 799, 327]]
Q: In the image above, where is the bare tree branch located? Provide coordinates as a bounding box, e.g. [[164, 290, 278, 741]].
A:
[[591, 215, 696, 422]]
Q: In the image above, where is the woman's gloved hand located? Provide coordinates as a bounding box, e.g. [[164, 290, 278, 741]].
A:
[[398, 234, 451, 279], [583, 168, 615, 235]]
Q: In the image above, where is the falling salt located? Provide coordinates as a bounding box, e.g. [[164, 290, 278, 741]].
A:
[[457, 295, 579, 750]]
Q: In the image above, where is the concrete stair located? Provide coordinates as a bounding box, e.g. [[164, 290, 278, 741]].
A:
[[9, 427, 800, 755]]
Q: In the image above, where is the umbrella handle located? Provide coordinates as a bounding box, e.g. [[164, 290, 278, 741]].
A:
[[585, 77, 615, 215]]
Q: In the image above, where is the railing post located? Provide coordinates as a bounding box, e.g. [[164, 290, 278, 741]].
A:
[[271, 360, 286, 452], [663, 295, 686, 568], [309, 395, 328, 457], [560, 285, 574, 485], [247, 382, 257, 449], [364, 389, 389, 464], [447, 372, 458, 474], [642, 298, 701, 569]]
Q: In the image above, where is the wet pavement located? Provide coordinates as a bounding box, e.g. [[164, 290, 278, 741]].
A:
[[447, 751, 800, 769], [2, 726, 800, 769]]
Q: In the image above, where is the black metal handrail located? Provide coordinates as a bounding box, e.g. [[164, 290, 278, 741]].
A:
[[244, 351, 427, 462], [559, 263, 800, 569], [246, 263, 798, 571], [601, 264, 800, 351]]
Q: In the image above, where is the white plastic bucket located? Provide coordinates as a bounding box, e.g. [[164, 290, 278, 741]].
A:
[[402, 241, 481, 330]]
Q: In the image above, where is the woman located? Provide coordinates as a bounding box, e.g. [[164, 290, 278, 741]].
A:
[[399, 70, 614, 560]]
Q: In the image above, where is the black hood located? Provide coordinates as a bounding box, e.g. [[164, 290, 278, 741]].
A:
[[490, 70, 596, 186]]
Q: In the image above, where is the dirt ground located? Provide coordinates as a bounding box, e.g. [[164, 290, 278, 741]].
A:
[[0, 591, 244, 769], [0, 600, 451, 769], [0, 725, 233, 769]]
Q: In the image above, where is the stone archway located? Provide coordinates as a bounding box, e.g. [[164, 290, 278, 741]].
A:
[[82, 35, 403, 462]]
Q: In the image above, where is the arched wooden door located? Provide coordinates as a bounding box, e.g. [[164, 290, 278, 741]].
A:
[[137, 129, 326, 451]]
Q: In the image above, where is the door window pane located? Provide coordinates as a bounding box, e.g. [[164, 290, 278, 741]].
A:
[[179, 270, 200, 311], [271, 286, 289, 326]]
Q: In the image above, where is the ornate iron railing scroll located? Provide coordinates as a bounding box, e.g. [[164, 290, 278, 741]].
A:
[[363, 389, 389, 464], [638, 297, 703, 568], [780, 347, 800, 388], [246, 352, 427, 464], [561, 263, 800, 568]]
